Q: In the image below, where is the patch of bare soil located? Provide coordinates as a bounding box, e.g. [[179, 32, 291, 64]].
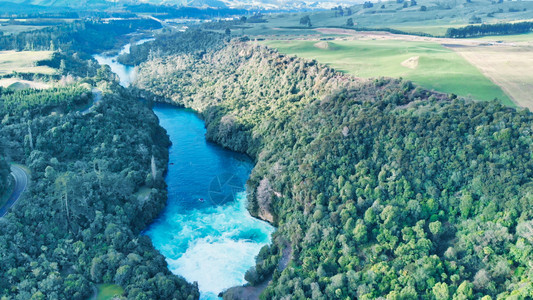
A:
[[0, 78, 50, 89], [401, 56, 419, 69], [314, 41, 330, 49], [315, 28, 358, 35]]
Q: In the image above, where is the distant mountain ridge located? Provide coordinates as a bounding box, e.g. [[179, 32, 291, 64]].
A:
[[0, 0, 114, 10], [0, 0, 360, 11], [137, 0, 359, 10]]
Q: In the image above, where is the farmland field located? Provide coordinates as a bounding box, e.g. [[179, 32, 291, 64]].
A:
[[0, 50, 55, 75], [207, 0, 533, 109], [454, 44, 533, 110], [260, 39, 514, 106]]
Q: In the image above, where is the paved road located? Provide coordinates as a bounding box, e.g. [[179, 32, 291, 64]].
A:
[[0, 165, 28, 217], [81, 88, 103, 115], [145, 15, 176, 29]]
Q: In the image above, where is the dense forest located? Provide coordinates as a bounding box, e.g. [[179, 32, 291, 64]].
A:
[[0, 76, 199, 298], [135, 40, 533, 299], [0, 19, 161, 54], [117, 30, 226, 66], [0, 153, 10, 196], [445, 21, 533, 38]]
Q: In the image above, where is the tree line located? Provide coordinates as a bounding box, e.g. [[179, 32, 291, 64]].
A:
[[446, 21, 533, 38]]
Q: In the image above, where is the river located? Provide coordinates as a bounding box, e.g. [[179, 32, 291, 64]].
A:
[[93, 39, 153, 87], [94, 42, 275, 299]]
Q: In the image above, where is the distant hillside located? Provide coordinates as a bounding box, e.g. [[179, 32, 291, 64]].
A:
[[0, 0, 363, 11], [0, 0, 112, 9], [136, 0, 361, 10]]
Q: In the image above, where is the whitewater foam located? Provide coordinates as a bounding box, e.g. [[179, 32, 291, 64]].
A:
[[147, 192, 274, 299]]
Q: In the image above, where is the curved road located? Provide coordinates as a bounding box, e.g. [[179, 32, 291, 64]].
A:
[[81, 88, 103, 115], [0, 166, 28, 217]]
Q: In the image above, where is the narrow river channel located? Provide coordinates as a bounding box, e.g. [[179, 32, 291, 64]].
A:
[[94, 41, 274, 299]]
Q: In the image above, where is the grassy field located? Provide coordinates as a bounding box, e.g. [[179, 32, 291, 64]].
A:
[[453, 45, 533, 110], [0, 78, 51, 89], [95, 284, 124, 300], [0, 50, 56, 75], [261, 39, 514, 106]]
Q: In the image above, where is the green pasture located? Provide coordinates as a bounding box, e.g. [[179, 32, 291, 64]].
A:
[[261, 39, 514, 106]]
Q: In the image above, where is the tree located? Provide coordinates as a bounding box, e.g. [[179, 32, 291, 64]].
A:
[[420, 5, 428, 11], [244, 267, 260, 285], [353, 222, 367, 243], [516, 220, 533, 242], [453, 281, 473, 300], [0, 156, 10, 194], [460, 193, 473, 218], [59, 59, 66, 73], [433, 282, 449, 300], [473, 269, 491, 290], [55, 172, 73, 230], [411, 0, 417, 6], [114, 265, 132, 286], [299, 15, 312, 27], [225, 28, 231, 35]]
